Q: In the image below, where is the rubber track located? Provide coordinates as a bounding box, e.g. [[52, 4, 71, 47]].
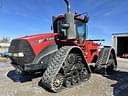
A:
[[95, 47, 111, 69], [41, 46, 72, 92]]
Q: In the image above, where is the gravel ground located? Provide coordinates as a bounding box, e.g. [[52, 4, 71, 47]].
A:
[[0, 58, 128, 96]]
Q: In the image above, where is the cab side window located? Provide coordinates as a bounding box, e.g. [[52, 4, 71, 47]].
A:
[[75, 20, 86, 40]]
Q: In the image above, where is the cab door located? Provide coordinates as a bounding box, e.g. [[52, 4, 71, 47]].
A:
[[75, 20, 87, 43]]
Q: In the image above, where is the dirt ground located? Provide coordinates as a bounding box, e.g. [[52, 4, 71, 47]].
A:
[[0, 58, 128, 96]]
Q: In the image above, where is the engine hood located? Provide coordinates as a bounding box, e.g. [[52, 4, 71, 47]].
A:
[[12, 33, 58, 56], [18, 33, 58, 41]]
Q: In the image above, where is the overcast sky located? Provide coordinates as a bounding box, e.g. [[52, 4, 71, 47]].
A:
[[0, 0, 128, 45]]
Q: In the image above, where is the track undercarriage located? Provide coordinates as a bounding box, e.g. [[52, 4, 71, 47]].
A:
[[41, 46, 90, 92]]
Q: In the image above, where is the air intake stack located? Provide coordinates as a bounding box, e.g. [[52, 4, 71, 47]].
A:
[[64, 0, 71, 13], [64, 0, 76, 39]]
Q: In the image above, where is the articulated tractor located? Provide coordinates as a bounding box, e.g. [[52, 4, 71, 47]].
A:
[[9, 0, 117, 92]]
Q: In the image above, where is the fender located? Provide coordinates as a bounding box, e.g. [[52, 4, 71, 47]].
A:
[[33, 43, 58, 64]]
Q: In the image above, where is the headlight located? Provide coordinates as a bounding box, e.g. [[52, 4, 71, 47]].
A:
[[18, 52, 24, 57], [14, 53, 18, 57], [9, 52, 24, 57]]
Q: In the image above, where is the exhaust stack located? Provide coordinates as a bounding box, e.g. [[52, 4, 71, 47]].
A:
[[63, 0, 76, 39], [64, 0, 71, 13]]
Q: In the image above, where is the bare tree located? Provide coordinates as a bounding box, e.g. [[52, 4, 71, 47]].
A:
[[0, 37, 10, 43]]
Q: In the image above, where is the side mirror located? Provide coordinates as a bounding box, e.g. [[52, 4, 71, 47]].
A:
[[84, 16, 89, 23], [61, 24, 70, 29]]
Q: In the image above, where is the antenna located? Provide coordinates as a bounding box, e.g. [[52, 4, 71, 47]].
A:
[[64, 0, 71, 13]]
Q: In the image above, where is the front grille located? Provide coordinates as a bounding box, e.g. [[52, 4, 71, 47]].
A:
[[9, 39, 35, 65]]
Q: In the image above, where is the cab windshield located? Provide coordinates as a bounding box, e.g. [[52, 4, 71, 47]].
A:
[[53, 18, 86, 40]]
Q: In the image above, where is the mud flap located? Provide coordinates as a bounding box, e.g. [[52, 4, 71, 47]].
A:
[[95, 46, 117, 74]]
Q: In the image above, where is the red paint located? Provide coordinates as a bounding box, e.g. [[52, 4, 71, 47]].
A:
[[85, 41, 100, 63], [15, 32, 100, 64], [58, 40, 101, 64], [17, 33, 58, 55], [77, 41, 100, 64], [54, 15, 87, 22], [14, 14, 100, 64]]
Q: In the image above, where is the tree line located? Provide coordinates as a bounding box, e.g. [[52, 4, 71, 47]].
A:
[[0, 37, 10, 43]]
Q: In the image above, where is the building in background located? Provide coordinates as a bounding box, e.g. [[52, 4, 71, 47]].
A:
[[112, 33, 128, 58], [0, 42, 10, 53], [0, 37, 10, 55]]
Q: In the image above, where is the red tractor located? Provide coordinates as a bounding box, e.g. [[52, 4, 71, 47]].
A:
[[9, 0, 117, 92]]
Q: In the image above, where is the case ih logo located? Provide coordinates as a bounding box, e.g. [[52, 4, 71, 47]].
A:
[[31, 37, 54, 45], [38, 37, 54, 43]]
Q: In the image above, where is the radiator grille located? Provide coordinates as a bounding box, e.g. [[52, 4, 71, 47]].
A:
[[9, 39, 35, 65]]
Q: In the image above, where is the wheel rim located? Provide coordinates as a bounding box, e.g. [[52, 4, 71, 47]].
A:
[[80, 67, 89, 81], [64, 77, 72, 87], [52, 74, 64, 91], [71, 69, 79, 85]]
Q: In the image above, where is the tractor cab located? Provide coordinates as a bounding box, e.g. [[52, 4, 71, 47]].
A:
[[52, 0, 88, 43], [53, 15, 88, 43]]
